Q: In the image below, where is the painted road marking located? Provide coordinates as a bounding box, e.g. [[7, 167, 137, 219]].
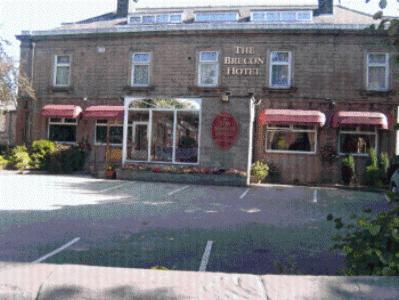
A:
[[199, 240, 214, 272], [33, 237, 80, 263], [99, 182, 131, 193], [385, 193, 391, 202], [167, 185, 189, 196], [312, 189, 318, 203], [240, 188, 250, 199]]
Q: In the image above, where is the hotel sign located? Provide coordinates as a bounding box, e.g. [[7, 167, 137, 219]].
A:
[[224, 46, 264, 76]]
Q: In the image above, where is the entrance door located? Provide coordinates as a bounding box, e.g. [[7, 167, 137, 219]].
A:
[[131, 122, 149, 161]]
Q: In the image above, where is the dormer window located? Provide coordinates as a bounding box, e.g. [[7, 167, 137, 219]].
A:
[[195, 11, 238, 23], [129, 13, 182, 25], [251, 10, 313, 23]]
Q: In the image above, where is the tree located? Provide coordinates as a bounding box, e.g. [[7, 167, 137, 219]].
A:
[[0, 38, 35, 106]]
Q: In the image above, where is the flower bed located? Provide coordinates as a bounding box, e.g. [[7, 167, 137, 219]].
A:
[[117, 165, 248, 186]]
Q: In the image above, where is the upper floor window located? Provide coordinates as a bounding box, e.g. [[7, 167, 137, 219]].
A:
[[367, 53, 389, 91], [129, 13, 182, 24], [195, 11, 238, 23], [198, 51, 219, 87], [251, 10, 312, 23], [53, 55, 71, 87], [131, 52, 151, 87], [269, 51, 291, 88]]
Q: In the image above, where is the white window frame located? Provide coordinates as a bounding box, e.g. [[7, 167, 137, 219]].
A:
[[194, 11, 239, 23], [53, 55, 71, 87], [131, 52, 152, 87], [94, 120, 132, 147], [0, 111, 7, 133], [265, 124, 317, 155], [251, 10, 313, 23], [338, 126, 378, 157], [123, 98, 202, 166], [47, 117, 77, 144], [197, 51, 219, 87], [129, 13, 183, 24], [366, 52, 390, 91], [269, 51, 292, 89]]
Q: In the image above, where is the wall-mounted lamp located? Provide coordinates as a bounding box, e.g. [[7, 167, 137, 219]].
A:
[[221, 91, 231, 103]]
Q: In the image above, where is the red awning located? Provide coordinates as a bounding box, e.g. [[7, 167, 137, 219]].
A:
[[41, 105, 82, 118], [332, 111, 388, 129], [258, 109, 326, 127], [83, 106, 124, 119]]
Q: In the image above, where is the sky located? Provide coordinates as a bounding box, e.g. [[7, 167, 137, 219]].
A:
[[0, 0, 398, 60]]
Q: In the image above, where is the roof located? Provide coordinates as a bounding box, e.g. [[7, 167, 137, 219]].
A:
[[18, 4, 380, 39]]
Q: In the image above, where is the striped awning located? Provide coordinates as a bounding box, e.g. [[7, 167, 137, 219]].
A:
[[332, 111, 388, 129], [41, 105, 82, 118], [83, 106, 124, 119], [258, 109, 326, 127]]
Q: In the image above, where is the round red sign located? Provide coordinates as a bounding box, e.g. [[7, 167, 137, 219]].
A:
[[211, 112, 239, 150]]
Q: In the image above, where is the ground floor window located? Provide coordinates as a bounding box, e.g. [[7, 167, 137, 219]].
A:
[[338, 125, 377, 156], [48, 117, 77, 143], [95, 120, 133, 146], [126, 98, 201, 164], [0, 111, 7, 132], [265, 124, 317, 153]]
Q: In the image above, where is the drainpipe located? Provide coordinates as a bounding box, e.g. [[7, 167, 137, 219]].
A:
[[246, 96, 256, 186]]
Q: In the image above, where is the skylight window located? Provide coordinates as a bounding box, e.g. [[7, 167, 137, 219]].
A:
[[195, 11, 238, 23], [251, 10, 313, 23], [129, 13, 183, 25]]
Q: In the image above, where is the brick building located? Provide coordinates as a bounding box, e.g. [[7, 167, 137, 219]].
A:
[[16, 0, 399, 185]]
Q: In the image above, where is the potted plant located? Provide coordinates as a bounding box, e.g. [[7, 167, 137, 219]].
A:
[[341, 155, 355, 185], [251, 161, 269, 183], [105, 164, 116, 179]]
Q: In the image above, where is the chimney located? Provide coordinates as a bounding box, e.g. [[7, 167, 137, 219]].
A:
[[315, 0, 334, 15], [116, 0, 129, 18]]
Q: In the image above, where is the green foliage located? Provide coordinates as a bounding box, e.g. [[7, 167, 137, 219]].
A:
[[9, 146, 31, 171], [30, 139, 56, 169], [365, 165, 383, 187], [251, 161, 269, 182], [380, 152, 390, 183], [341, 155, 355, 185], [327, 203, 399, 275], [0, 155, 8, 170], [45, 144, 86, 174], [365, 150, 390, 187]]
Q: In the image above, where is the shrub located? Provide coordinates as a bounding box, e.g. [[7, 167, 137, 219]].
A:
[[251, 161, 269, 182], [379, 152, 390, 184], [0, 155, 8, 170], [44, 144, 86, 174], [365, 165, 383, 187], [9, 146, 31, 171], [30, 139, 56, 169], [341, 155, 355, 185], [365, 150, 390, 187]]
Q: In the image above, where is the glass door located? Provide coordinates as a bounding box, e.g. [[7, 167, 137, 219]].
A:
[[131, 122, 149, 161]]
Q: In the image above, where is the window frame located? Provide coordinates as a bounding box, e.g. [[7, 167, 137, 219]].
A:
[[53, 55, 72, 87], [94, 120, 132, 147], [338, 125, 378, 157], [264, 124, 318, 155], [131, 52, 152, 87], [47, 117, 77, 144], [251, 10, 313, 23], [269, 51, 292, 89], [366, 52, 390, 92], [129, 13, 183, 24], [125, 99, 202, 165], [197, 51, 220, 87], [194, 11, 239, 23]]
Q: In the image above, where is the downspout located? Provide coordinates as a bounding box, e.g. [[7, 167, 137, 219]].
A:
[[246, 96, 256, 186], [28, 41, 36, 144]]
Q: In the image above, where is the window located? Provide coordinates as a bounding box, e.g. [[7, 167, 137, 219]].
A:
[[269, 51, 291, 88], [338, 125, 377, 156], [53, 55, 71, 87], [251, 10, 313, 23], [265, 124, 317, 154], [367, 53, 389, 91], [198, 51, 219, 87], [95, 120, 128, 145], [0, 111, 6, 132], [131, 52, 151, 87], [48, 117, 77, 143], [129, 13, 182, 24], [126, 98, 201, 164], [195, 11, 238, 22]]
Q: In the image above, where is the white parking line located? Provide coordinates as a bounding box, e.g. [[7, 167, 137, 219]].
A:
[[199, 240, 213, 272], [33, 237, 80, 263], [312, 189, 318, 203], [385, 193, 390, 202], [167, 185, 189, 196], [239, 188, 250, 199], [99, 182, 131, 193]]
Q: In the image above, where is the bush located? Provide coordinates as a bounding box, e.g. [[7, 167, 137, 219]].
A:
[[380, 152, 390, 184], [0, 155, 8, 170], [251, 161, 269, 182], [30, 139, 56, 169], [341, 155, 355, 185], [9, 146, 31, 172], [327, 204, 399, 275], [44, 144, 86, 174], [365, 165, 383, 187], [365, 150, 390, 187]]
